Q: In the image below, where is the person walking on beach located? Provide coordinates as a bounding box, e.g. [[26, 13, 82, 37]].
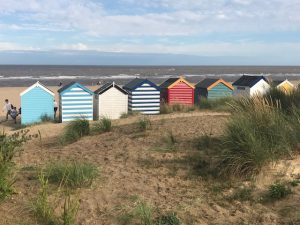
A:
[[54, 100, 58, 119], [2, 99, 12, 121]]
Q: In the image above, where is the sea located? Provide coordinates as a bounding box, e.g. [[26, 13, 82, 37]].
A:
[[1, 65, 300, 87]]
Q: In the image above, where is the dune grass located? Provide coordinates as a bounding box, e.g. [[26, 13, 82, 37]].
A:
[[197, 97, 233, 111], [221, 96, 300, 178], [160, 103, 196, 114], [0, 130, 32, 201], [61, 119, 90, 144], [138, 117, 151, 132], [92, 117, 112, 133], [44, 161, 98, 188]]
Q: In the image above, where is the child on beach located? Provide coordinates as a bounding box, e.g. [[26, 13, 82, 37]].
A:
[[10, 107, 18, 124], [2, 99, 12, 121]]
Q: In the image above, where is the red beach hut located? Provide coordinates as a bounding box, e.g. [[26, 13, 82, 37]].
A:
[[160, 76, 195, 105]]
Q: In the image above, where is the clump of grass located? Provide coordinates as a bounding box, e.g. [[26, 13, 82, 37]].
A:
[[41, 114, 54, 122], [267, 182, 292, 201], [290, 174, 300, 187], [61, 193, 80, 225], [0, 130, 32, 201], [92, 117, 112, 133], [135, 201, 153, 225], [120, 111, 140, 119], [197, 97, 233, 111], [31, 172, 80, 225], [44, 161, 98, 188], [160, 103, 197, 114], [231, 187, 253, 202], [138, 117, 151, 132], [61, 119, 90, 144], [0, 163, 15, 201], [30, 173, 56, 224], [156, 212, 181, 225], [222, 97, 300, 178]]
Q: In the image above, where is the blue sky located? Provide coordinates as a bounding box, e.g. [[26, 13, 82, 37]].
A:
[[0, 0, 300, 65]]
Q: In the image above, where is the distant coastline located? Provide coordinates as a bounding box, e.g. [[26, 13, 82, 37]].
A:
[[1, 65, 300, 87]]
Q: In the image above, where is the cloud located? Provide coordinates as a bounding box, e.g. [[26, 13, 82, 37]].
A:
[[0, 41, 38, 51], [0, 0, 300, 37]]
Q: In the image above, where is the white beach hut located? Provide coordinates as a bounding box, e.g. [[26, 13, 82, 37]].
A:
[[94, 82, 128, 119], [233, 75, 270, 97]]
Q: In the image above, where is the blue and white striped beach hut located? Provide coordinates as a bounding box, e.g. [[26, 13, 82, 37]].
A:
[[123, 78, 160, 114], [58, 82, 94, 122], [20, 81, 54, 125]]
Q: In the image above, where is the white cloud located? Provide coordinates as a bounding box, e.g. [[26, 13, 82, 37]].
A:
[[0, 0, 300, 36], [0, 41, 38, 50]]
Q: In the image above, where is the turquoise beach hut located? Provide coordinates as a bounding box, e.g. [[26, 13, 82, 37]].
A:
[[20, 81, 54, 125], [195, 78, 233, 103], [58, 82, 94, 122]]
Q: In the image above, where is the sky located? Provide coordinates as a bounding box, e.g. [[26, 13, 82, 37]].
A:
[[0, 0, 300, 65]]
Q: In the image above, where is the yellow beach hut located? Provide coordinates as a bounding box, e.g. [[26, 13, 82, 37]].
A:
[[273, 79, 294, 94]]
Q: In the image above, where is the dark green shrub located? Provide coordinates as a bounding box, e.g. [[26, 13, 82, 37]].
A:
[[92, 117, 112, 133], [268, 183, 291, 200], [44, 161, 98, 188], [61, 119, 90, 144]]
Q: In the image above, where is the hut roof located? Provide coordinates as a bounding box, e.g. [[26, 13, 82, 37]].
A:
[[58, 82, 94, 95], [232, 75, 268, 87], [195, 78, 233, 90], [123, 78, 159, 90], [20, 81, 54, 96], [160, 77, 194, 89], [94, 82, 128, 95]]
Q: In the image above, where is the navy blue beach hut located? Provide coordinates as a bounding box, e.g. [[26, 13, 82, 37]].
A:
[[123, 78, 160, 114], [20, 81, 54, 125], [58, 82, 94, 122]]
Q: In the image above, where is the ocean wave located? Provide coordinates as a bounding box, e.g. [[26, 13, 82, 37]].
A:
[[1, 73, 300, 81]]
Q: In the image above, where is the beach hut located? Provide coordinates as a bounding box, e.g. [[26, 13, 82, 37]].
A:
[[272, 79, 294, 94], [20, 81, 54, 125], [195, 78, 233, 103], [160, 77, 195, 105], [233, 75, 270, 97], [58, 82, 94, 122], [94, 82, 128, 119], [123, 78, 160, 114]]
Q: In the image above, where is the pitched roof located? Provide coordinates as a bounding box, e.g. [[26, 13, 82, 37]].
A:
[[272, 80, 285, 86], [57, 82, 94, 95], [232, 75, 268, 88], [20, 81, 54, 96], [160, 78, 179, 88], [94, 82, 128, 95], [160, 77, 194, 89], [195, 78, 219, 88], [123, 78, 159, 90], [196, 78, 233, 90]]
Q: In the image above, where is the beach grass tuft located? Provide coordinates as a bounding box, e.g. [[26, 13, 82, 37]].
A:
[[61, 119, 90, 144], [92, 117, 112, 133], [44, 161, 98, 188]]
